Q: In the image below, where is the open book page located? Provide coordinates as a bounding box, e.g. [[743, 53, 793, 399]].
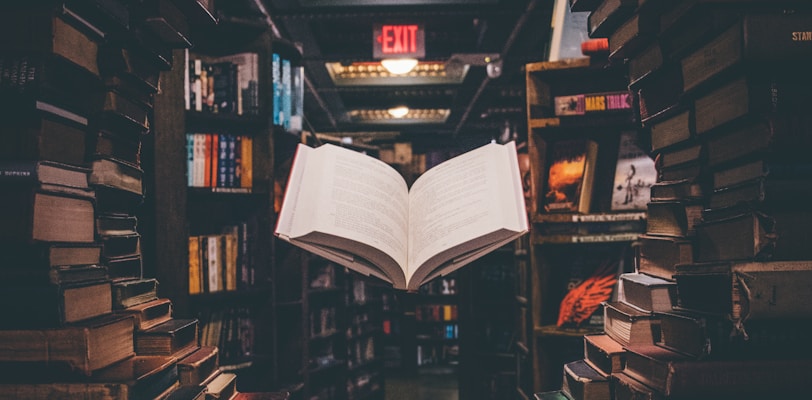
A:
[[406, 141, 528, 290], [275, 144, 410, 287]]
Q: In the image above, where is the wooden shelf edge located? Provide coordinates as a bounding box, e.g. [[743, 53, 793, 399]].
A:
[[526, 57, 591, 73], [534, 324, 601, 338]]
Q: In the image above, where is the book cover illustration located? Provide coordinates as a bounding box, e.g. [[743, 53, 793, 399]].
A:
[[544, 139, 597, 213], [611, 131, 656, 211]]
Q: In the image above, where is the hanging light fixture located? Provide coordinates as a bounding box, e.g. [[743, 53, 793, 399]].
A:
[[387, 106, 410, 118], [380, 58, 418, 75]]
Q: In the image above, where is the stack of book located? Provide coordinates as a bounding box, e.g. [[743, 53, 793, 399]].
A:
[[0, 1, 184, 398], [534, 1, 812, 400]]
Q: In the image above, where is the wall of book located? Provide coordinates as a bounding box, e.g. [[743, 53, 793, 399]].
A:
[[458, 244, 521, 400], [413, 276, 460, 369], [0, 0, 279, 398], [535, 1, 812, 400], [144, 1, 296, 394], [524, 40, 650, 393]]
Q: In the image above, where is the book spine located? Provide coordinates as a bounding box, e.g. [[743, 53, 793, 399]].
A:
[[186, 133, 194, 187], [227, 134, 236, 188], [234, 135, 242, 189], [218, 134, 227, 188], [0, 161, 38, 183], [210, 134, 219, 188], [272, 53, 281, 125]]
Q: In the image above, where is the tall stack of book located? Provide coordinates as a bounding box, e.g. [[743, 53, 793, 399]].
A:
[[0, 2, 183, 398], [533, 1, 812, 400]]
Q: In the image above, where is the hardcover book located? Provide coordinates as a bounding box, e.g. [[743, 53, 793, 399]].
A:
[[636, 234, 693, 281], [649, 178, 703, 203], [275, 142, 528, 291], [116, 297, 172, 332], [674, 260, 812, 323], [0, 189, 95, 243], [611, 371, 662, 400], [0, 313, 135, 375], [623, 344, 812, 398], [657, 310, 812, 360], [618, 273, 676, 313], [681, 11, 812, 94], [112, 277, 158, 309], [0, 160, 92, 198], [647, 109, 691, 153], [645, 200, 703, 237], [583, 333, 625, 376], [0, 355, 178, 400], [177, 345, 219, 386], [0, 106, 89, 167], [602, 301, 659, 347], [611, 131, 655, 211], [694, 210, 812, 262], [562, 359, 611, 400], [543, 139, 598, 214], [136, 318, 199, 360], [0, 280, 111, 328]]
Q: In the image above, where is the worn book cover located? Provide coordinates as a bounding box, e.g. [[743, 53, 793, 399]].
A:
[[602, 301, 659, 348], [136, 318, 199, 360], [583, 333, 625, 376], [562, 359, 611, 400], [694, 209, 812, 262], [0, 313, 135, 375], [177, 345, 219, 386], [624, 344, 812, 398], [674, 260, 812, 324], [611, 131, 655, 211], [618, 273, 677, 313], [544, 139, 598, 214], [657, 309, 812, 360], [0, 280, 111, 328], [112, 277, 158, 309], [116, 297, 172, 332]]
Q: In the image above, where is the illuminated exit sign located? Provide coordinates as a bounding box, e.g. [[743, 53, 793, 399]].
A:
[[373, 23, 425, 59]]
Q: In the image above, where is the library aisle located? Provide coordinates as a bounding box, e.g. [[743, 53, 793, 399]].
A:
[[384, 368, 459, 400]]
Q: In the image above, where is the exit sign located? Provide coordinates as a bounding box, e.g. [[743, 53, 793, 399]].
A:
[[373, 23, 425, 59]]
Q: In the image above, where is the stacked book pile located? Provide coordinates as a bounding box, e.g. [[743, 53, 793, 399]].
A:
[[536, 1, 812, 400], [0, 1, 240, 398]]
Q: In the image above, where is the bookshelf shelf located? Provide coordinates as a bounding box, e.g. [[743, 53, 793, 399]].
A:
[[146, 12, 280, 391], [524, 57, 647, 394], [534, 324, 601, 338]]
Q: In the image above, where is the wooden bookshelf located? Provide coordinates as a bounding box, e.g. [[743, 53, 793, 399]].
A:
[[524, 58, 647, 393]]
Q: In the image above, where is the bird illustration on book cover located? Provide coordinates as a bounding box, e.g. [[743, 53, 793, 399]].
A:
[[558, 259, 618, 327]]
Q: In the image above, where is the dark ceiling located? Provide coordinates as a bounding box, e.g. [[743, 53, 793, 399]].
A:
[[257, 0, 556, 149]]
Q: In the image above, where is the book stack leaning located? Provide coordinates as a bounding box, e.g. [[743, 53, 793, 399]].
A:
[[536, 1, 812, 400], [0, 2, 200, 399]]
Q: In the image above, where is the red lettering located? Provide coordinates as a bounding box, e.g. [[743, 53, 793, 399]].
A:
[[381, 25, 394, 53], [393, 25, 403, 53], [407, 25, 418, 52]]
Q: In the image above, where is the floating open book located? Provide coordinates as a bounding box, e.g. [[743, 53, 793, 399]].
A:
[[275, 141, 529, 291]]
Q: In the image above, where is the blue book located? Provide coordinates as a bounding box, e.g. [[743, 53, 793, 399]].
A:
[[186, 133, 194, 187], [282, 58, 292, 130], [272, 53, 281, 126], [226, 134, 236, 188]]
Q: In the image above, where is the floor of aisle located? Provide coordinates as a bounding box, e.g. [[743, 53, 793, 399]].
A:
[[384, 366, 459, 400]]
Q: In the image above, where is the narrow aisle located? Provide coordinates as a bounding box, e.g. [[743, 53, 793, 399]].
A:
[[384, 367, 459, 400]]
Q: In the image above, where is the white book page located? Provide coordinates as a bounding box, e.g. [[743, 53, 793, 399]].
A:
[[290, 144, 410, 271], [406, 142, 525, 283]]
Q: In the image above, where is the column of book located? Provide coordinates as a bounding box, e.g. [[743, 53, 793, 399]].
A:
[[0, 2, 285, 399], [536, 1, 812, 400]]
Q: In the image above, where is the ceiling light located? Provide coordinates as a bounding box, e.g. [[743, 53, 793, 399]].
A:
[[380, 58, 418, 75], [387, 106, 410, 118]]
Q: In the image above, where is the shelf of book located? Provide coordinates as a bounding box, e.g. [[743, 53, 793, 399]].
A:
[[524, 56, 648, 394]]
